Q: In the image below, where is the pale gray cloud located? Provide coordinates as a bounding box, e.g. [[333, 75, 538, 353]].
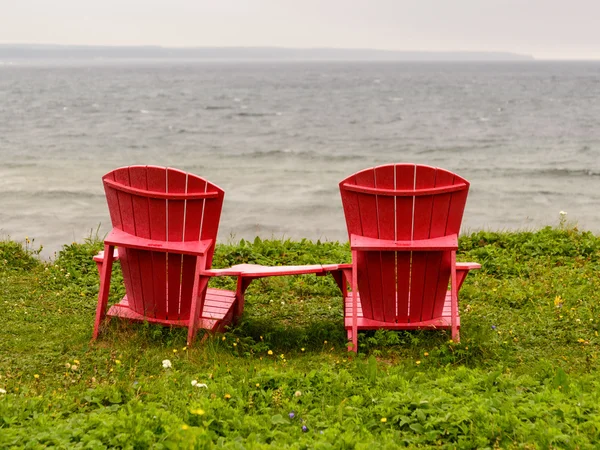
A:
[[0, 0, 598, 59]]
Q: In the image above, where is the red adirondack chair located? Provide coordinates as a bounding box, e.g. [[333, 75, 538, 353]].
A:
[[92, 166, 235, 345], [328, 164, 480, 352]]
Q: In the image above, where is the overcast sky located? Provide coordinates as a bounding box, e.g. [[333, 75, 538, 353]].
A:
[[1, 0, 599, 59]]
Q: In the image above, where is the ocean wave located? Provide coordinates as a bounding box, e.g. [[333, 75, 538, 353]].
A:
[[204, 105, 231, 110], [470, 167, 600, 178], [233, 112, 275, 117], [517, 168, 600, 178], [233, 148, 363, 161], [3, 189, 102, 200]]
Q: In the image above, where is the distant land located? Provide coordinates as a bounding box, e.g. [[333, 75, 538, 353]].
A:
[[0, 44, 534, 61]]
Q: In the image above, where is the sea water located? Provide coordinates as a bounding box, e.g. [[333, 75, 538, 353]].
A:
[[1, 60, 599, 256]]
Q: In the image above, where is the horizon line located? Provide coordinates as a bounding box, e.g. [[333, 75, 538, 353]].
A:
[[1, 43, 599, 61]]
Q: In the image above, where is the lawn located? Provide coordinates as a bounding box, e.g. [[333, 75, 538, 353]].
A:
[[1, 225, 600, 448]]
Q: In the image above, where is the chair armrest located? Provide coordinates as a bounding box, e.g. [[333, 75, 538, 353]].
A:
[[93, 248, 120, 263], [203, 263, 329, 279], [457, 262, 481, 271], [350, 234, 458, 252], [104, 228, 213, 256]]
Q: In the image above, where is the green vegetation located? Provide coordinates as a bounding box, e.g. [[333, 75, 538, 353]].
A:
[[1, 225, 600, 448]]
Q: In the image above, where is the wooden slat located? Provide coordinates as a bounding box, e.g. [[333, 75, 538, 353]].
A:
[[340, 174, 369, 320], [113, 168, 143, 317], [408, 166, 436, 323], [374, 165, 397, 323], [355, 169, 383, 321], [105, 228, 211, 255], [394, 164, 415, 323], [128, 166, 155, 318], [343, 294, 456, 330], [166, 168, 187, 320], [180, 175, 208, 319], [146, 166, 168, 320], [103, 178, 219, 200], [341, 182, 467, 196], [200, 179, 224, 267], [429, 169, 456, 319], [350, 234, 458, 251], [107, 288, 236, 330]]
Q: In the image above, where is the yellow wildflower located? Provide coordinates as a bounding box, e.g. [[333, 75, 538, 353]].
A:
[[34, 374, 40, 379], [190, 409, 205, 415], [181, 424, 189, 430], [416, 361, 421, 365], [381, 417, 387, 423], [423, 352, 429, 357], [554, 295, 563, 307], [268, 350, 273, 355], [224, 393, 232, 399]]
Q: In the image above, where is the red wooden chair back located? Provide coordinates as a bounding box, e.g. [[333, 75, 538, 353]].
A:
[[339, 164, 469, 324], [103, 166, 224, 321]]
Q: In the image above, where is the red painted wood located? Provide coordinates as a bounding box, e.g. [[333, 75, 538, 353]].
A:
[[199, 179, 224, 267], [408, 166, 436, 323], [166, 168, 187, 320], [104, 228, 211, 255], [146, 166, 168, 320], [343, 293, 459, 329], [128, 166, 155, 318], [187, 257, 208, 345], [107, 288, 236, 331], [374, 165, 397, 323], [112, 168, 143, 317], [341, 182, 467, 196], [395, 164, 416, 323], [205, 263, 327, 277], [421, 169, 452, 321], [355, 168, 384, 322], [180, 174, 208, 317], [96, 165, 228, 344], [450, 251, 459, 341], [103, 178, 219, 200], [350, 234, 458, 251], [338, 164, 477, 351], [93, 244, 114, 340]]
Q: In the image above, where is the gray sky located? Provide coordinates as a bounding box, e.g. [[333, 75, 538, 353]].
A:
[[1, 0, 599, 59]]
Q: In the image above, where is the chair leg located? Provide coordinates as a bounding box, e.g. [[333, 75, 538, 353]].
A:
[[450, 251, 460, 342], [349, 252, 359, 353], [233, 277, 253, 323], [187, 256, 208, 346], [93, 244, 114, 340]]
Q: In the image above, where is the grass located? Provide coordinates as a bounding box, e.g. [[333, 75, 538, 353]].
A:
[[1, 225, 600, 448]]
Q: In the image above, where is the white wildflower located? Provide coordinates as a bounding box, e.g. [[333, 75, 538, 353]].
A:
[[559, 211, 567, 216], [0, 388, 6, 394], [294, 390, 302, 397], [162, 359, 172, 369]]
